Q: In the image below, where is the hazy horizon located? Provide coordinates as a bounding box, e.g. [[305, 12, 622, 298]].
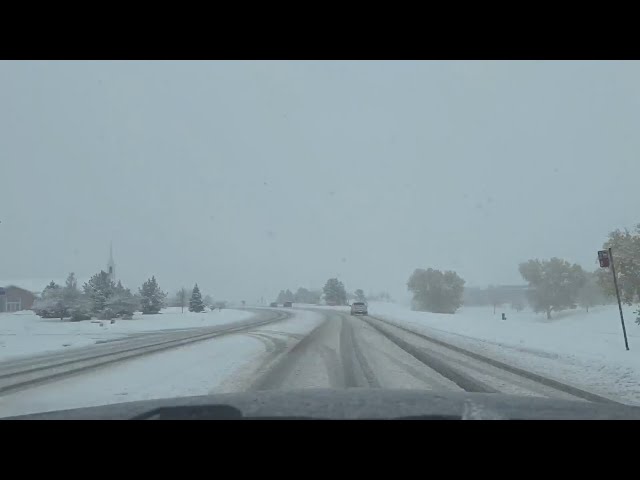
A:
[[2, 61, 640, 303]]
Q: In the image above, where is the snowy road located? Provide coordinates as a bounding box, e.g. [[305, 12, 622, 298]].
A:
[[0, 308, 293, 396], [242, 309, 616, 402], [0, 307, 620, 418]]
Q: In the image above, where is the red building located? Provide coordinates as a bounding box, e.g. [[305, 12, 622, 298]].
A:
[[0, 286, 36, 312]]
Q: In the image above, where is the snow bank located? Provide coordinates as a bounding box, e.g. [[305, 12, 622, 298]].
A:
[[368, 302, 640, 405], [0, 307, 253, 361]]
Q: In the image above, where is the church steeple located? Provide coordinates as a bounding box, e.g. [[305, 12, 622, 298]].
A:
[[107, 242, 116, 283]]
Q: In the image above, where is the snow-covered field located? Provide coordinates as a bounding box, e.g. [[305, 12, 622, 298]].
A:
[[366, 301, 640, 405], [0, 307, 252, 361]]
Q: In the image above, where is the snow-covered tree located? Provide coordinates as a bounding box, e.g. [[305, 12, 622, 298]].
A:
[[33, 274, 89, 321], [407, 268, 465, 314], [104, 294, 138, 319], [106, 280, 139, 318], [62, 273, 81, 308], [189, 284, 205, 313], [294, 287, 308, 303], [519, 258, 586, 319], [68, 295, 92, 321], [597, 226, 640, 305], [323, 278, 347, 306], [83, 271, 116, 315], [33, 281, 66, 319], [62, 273, 92, 321], [139, 276, 166, 315]]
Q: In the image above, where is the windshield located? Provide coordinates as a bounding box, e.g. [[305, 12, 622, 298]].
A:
[[1, 60, 640, 419]]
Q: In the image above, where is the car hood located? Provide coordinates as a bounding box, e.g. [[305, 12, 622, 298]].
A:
[[4, 388, 640, 420]]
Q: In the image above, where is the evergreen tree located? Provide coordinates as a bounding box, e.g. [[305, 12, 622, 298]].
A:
[[107, 280, 139, 318], [34, 274, 93, 321], [323, 278, 347, 305], [63, 273, 92, 321], [63, 273, 81, 306], [284, 289, 295, 302], [139, 276, 166, 315], [33, 281, 66, 319], [83, 271, 116, 315], [189, 283, 205, 313]]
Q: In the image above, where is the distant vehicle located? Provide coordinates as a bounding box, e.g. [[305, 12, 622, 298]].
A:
[[350, 302, 368, 315], [270, 302, 278, 307], [283, 301, 293, 308]]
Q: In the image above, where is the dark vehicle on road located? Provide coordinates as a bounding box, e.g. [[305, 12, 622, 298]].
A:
[[350, 302, 368, 315], [269, 302, 278, 307], [283, 301, 293, 307]]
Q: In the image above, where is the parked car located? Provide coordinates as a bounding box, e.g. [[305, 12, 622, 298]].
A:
[[270, 302, 278, 307], [350, 302, 368, 315], [283, 301, 293, 308]]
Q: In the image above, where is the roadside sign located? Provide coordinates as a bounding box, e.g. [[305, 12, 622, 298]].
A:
[[600, 248, 629, 351], [598, 250, 610, 268]]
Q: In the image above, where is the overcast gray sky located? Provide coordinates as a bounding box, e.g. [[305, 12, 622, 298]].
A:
[[1, 60, 640, 302]]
